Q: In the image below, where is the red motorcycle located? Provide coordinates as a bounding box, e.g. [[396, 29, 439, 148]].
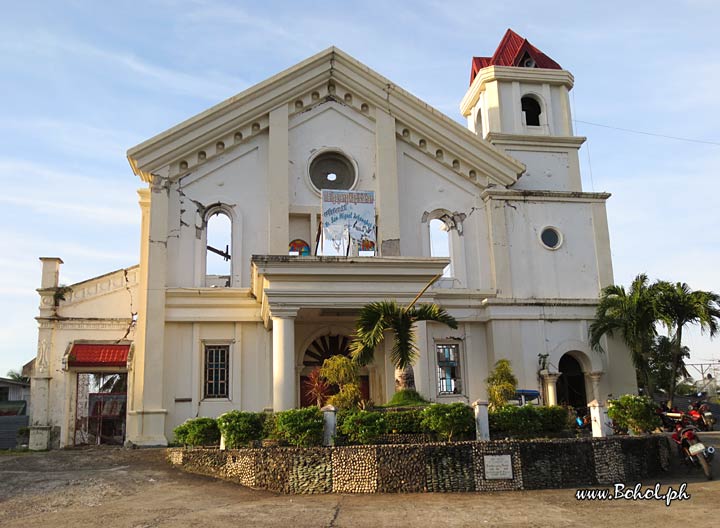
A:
[[672, 424, 714, 480], [686, 399, 715, 431]]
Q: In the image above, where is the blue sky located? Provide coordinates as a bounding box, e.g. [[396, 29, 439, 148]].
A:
[[1, 1, 719, 378]]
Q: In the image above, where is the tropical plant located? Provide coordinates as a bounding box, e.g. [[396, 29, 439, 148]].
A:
[[607, 394, 661, 434], [654, 281, 720, 406], [350, 300, 457, 392], [302, 368, 331, 408], [589, 274, 661, 396], [6, 370, 29, 384], [486, 359, 517, 410], [320, 355, 362, 410], [647, 336, 690, 395], [382, 389, 428, 408]]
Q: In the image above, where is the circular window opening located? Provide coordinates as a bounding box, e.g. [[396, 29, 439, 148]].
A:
[[309, 152, 356, 192], [540, 227, 562, 250]]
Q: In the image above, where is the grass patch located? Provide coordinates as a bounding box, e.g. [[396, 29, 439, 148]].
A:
[[380, 389, 429, 408]]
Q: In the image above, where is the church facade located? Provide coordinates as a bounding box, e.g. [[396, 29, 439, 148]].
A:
[[29, 30, 637, 449]]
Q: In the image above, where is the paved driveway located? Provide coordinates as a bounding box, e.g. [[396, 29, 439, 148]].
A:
[[0, 440, 718, 528]]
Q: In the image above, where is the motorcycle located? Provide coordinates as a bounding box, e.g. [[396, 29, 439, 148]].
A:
[[671, 424, 714, 480], [687, 398, 715, 431]]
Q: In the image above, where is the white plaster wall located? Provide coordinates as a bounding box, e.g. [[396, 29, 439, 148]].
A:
[[288, 102, 375, 208], [506, 150, 571, 191], [166, 138, 268, 289], [396, 144, 488, 290], [162, 321, 271, 440], [503, 200, 601, 299]]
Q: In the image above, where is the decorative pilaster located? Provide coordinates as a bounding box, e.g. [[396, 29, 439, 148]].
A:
[[271, 308, 298, 411], [268, 105, 289, 254], [126, 183, 168, 446], [375, 109, 401, 256]]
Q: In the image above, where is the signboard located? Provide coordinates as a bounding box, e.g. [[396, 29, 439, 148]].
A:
[[483, 454, 513, 479], [321, 190, 376, 255]]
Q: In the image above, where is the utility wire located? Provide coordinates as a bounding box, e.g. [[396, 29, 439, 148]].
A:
[[574, 120, 720, 146]]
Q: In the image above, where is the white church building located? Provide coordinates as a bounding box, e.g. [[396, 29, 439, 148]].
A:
[[29, 30, 637, 449]]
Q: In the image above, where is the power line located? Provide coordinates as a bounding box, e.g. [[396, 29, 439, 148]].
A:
[[574, 120, 720, 146]]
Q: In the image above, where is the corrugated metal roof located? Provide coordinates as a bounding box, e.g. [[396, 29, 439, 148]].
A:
[[470, 29, 562, 85], [68, 343, 130, 368]]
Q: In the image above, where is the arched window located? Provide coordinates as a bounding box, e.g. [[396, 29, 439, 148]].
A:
[[429, 218, 452, 277], [521, 96, 542, 127], [205, 210, 232, 287]]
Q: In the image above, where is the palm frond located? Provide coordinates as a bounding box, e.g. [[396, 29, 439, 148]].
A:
[[411, 304, 458, 329]]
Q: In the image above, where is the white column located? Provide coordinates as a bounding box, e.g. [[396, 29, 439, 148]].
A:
[[589, 371, 604, 403], [542, 371, 561, 406], [472, 400, 490, 441], [271, 309, 298, 411]]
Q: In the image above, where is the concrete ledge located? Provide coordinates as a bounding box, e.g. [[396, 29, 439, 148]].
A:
[[167, 436, 670, 494]]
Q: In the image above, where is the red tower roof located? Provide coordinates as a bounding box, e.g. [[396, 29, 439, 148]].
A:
[[470, 29, 562, 85]]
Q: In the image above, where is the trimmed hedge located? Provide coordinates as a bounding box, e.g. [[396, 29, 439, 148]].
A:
[[173, 417, 221, 446], [338, 410, 386, 444], [217, 411, 265, 448], [420, 403, 475, 441], [274, 407, 324, 447], [489, 405, 569, 437]]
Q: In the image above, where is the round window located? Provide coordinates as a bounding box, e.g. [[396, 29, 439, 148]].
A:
[[540, 227, 562, 250], [308, 151, 356, 192]]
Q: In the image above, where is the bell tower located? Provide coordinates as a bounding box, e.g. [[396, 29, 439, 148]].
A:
[[460, 29, 585, 191]]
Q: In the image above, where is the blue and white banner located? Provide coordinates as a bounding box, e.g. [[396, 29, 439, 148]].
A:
[[321, 190, 376, 254]]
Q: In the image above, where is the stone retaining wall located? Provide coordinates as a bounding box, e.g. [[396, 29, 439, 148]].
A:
[[168, 436, 670, 494]]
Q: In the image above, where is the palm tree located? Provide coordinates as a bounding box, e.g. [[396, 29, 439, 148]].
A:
[[655, 282, 720, 406], [648, 335, 690, 394], [589, 274, 660, 396], [6, 370, 30, 384], [350, 300, 458, 392]]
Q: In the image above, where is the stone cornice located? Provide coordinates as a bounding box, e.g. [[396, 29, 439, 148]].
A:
[[127, 47, 524, 187], [485, 133, 586, 150], [460, 65, 575, 117], [481, 189, 611, 203], [36, 317, 133, 330]]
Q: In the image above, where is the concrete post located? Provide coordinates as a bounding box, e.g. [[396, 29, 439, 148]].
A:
[[321, 405, 337, 446], [472, 400, 490, 441], [271, 309, 297, 411], [588, 399, 613, 438]]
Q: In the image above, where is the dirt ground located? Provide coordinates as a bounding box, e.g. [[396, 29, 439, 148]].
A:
[[0, 442, 718, 528]]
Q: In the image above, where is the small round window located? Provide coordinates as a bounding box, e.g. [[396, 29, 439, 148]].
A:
[[540, 227, 562, 250], [309, 151, 356, 192]]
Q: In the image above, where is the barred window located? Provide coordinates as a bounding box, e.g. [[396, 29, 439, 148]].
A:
[[436, 343, 462, 395], [204, 345, 229, 398]]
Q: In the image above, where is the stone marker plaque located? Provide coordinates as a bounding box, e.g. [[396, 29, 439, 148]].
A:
[[483, 454, 513, 480]]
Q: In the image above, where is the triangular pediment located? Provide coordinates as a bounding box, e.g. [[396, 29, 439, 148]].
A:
[[127, 47, 524, 187]]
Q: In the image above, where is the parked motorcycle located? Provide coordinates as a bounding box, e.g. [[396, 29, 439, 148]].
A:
[[671, 424, 714, 480], [686, 397, 716, 431]]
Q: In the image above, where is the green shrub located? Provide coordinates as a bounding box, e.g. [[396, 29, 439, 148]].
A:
[[383, 389, 428, 408], [607, 394, 661, 434], [383, 409, 427, 434], [327, 383, 362, 410], [216, 411, 265, 448], [173, 417, 220, 446], [489, 405, 571, 437], [339, 411, 385, 444], [274, 407, 324, 447], [420, 403, 474, 442]]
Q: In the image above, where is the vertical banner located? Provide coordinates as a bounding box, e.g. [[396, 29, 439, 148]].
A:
[[321, 190, 376, 255]]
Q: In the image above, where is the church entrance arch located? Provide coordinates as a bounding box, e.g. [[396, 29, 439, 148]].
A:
[[557, 353, 587, 409], [299, 334, 369, 407]]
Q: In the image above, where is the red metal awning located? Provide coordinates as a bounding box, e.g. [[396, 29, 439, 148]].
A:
[[68, 343, 130, 368]]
